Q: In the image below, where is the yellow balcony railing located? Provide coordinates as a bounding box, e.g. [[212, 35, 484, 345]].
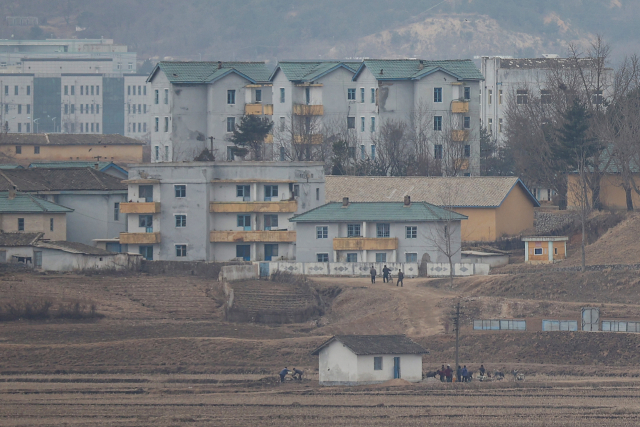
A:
[[119, 232, 161, 245], [210, 230, 296, 243], [119, 202, 161, 214], [451, 130, 469, 142], [263, 104, 273, 115], [245, 103, 274, 115], [210, 201, 297, 213], [293, 104, 324, 115], [293, 134, 323, 145], [264, 134, 274, 144], [333, 237, 398, 251], [451, 100, 469, 113]]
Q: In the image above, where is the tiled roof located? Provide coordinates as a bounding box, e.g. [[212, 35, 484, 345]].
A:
[[0, 164, 23, 169], [153, 61, 271, 84], [36, 240, 115, 255], [0, 232, 43, 246], [0, 168, 126, 192], [0, 193, 73, 213], [356, 59, 483, 81], [325, 176, 540, 208], [29, 161, 112, 170], [276, 61, 359, 82], [0, 134, 145, 146], [311, 335, 428, 356], [289, 201, 467, 223]]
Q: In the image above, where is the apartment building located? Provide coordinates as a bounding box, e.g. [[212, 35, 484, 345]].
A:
[[146, 62, 272, 162], [119, 161, 325, 261]]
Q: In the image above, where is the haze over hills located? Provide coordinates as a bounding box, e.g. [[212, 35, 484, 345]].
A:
[[0, 0, 638, 64]]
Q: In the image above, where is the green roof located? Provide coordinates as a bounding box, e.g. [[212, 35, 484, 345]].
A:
[[355, 59, 484, 81], [275, 61, 360, 82], [0, 193, 73, 213], [289, 202, 467, 223], [0, 164, 23, 169], [151, 61, 271, 84], [29, 161, 112, 170]]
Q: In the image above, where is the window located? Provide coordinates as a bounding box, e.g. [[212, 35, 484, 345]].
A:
[[255, 89, 262, 102], [17, 104, 21, 114], [175, 214, 187, 227], [139, 185, 153, 202], [371, 88, 376, 103], [360, 145, 366, 160], [91, 123, 94, 132], [541, 89, 552, 104], [64, 104, 68, 115], [164, 145, 169, 161], [464, 144, 470, 158], [17, 123, 21, 132], [171, 185, 186, 198], [236, 185, 250, 200], [293, 184, 299, 197], [534, 247, 543, 255], [371, 144, 376, 160], [347, 88, 356, 100], [376, 253, 386, 262], [139, 246, 153, 260], [137, 86, 141, 95], [406, 226, 417, 239], [498, 118, 503, 133], [346, 253, 358, 262], [592, 90, 603, 105], [154, 89, 159, 104], [434, 87, 442, 103], [516, 89, 528, 105], [279, 146, 286, 161], [464, 86, 470, 100], [316, 226, 328, 239], [434, 144, 443, 160], [433, 116, 442, 131], [91, 104, 94, 114], [316, 187, 320, 201], [376, 223, 390, 238], [3, 85, 7, 95], [175, 244, 187, 257], [70, 85, 75, 96], [488, 89, 492, 105], [488, 118, 493, 134], [237, 214, 251, 229], [164, 89, 169, 104], [226, 146, 235, 161], [143, 105, 146, 113], [64, 85, 68, 95], [347, 224, 361, 237], [155, 117, 159, 132], [50, 218, 54, 231], [143, 86, 146, 96], [373, 356, 382, 371], [305, 87, 310, 105], [264, 214, 278, 230], [18, 218, 24, 231], [91, 86, 94, 95], [227, 89, 236, 104], [26, 123, 30, 133], [14, 85, 18, 95], [80, 123, 84, 133], [226, 117, 235, 133], [360, 87, 365, 103], [96, 86, 100, 95], [278, 116, 286, 132], [81, 104, 84, 114], [361, 117, 365, 132], [264, 185, 278, 201], [71, 123, 75, 133], [370, 117, 375, 132], [114, 202, 119, 221], [406, 253, 418, 263], [96, 123, 99, 133], [81, 86, 84, 96], [554, 247, 558, 255], [34, 146, 39, 154], [71, 104, 75, 114], [280, 88, 285, 103], [128, 62, 133, 71], [348, 146, 356, 159], [128, 85, 131, 96], [347, 116, 355, 129], [463, 116, 470, 129], [317, 253, 329, 262]]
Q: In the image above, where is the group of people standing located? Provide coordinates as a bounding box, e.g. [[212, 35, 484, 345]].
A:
[[436, 364, 486, 382], [370, 265, 404, 287]]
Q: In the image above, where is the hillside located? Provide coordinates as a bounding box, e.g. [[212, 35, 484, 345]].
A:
[[0, 0, 637, 62]]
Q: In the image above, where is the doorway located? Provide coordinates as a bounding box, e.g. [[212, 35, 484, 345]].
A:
[[393, 357, 401, 379]]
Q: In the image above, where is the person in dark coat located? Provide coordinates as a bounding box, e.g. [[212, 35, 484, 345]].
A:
[[479, 364, 486, 377], [279, 367, 289, 382], [370, 266, 377, 283], [444, 365, 453, 382], [292, 368, 304, 380], [462, 365, 469, 382], [438, 364, 446, 382], [457, 365, 462, 383], [397, 270, 404, 287], [382, 265, 390, 283]]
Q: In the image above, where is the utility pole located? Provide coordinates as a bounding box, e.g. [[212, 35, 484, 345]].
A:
[[452, 301, 461, 380]]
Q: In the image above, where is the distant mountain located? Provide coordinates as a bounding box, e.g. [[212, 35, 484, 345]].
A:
[[0, 0, 637, 63]]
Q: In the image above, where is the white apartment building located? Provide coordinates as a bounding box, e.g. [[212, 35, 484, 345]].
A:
[[119, 161, 325, 262]]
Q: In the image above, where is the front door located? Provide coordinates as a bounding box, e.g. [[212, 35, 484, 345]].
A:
[[264, 244, 278, 261], [33, 251, 42, 268], [259, 262, 270, 278], [393, 357, 401, 379], [139, 246, 153, 261], [236, 245, 250, 261]]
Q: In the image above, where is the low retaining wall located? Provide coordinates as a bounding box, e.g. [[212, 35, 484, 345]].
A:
[[426, 263, 490, 277], [140, 260, 249, 277], [219, 264, 258, 281]]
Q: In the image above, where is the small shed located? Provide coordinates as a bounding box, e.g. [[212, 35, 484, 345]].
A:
[[522, 236, 568, 264], [311, 335, 428, 385], [461, 250, 509, 267]]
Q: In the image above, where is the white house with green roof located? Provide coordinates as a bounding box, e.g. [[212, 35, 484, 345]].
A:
[[352, 59, 483, 175], [146, 62, 273, 163], [289, 197, 466, 264]]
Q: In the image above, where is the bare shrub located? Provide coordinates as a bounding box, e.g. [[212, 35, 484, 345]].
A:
[[0, 299, 104, 321]]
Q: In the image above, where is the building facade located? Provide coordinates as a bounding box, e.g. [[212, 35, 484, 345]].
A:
[[290, 198, 465, 264], [120, 161, 325, 261], [0, 191, 72, 240]]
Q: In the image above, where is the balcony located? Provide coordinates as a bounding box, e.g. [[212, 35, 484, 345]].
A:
[[333, 237, 398, 251], [119, 232, 161, 245], [293, 134, 323, 145], [454, 158, 469, 171], [451, 100, 469, 113], [451, 130, 469, 142], [210, 230, 296, 243], [264, 134, 273, 144], [244, 103, 274, 115], [119, 202, 161, 214], [293, 104, 324, 116], [210, 200, 297, 213]]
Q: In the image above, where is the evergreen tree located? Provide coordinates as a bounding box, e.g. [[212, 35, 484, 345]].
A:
[[229, 115, 273, 160], [552, 99, 601, 171]]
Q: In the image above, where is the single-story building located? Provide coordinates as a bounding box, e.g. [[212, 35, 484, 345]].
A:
[[0, 232, 141, 271], [522, 236, 568, 264], [311, 335, 428, 385], [289, 197, 466, 264], [461, 250, 509, 267], [325, 176, 540, 242]]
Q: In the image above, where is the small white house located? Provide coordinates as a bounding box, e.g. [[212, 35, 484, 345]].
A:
[[311, 335, 428, 386]]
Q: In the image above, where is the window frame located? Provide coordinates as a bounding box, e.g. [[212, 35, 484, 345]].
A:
[[317, 253, 329, 262], [175, 214, 187, 228], [376, 223, 390, 238], [237, 214, 251, 229], [534, 247, 543, 255], [406, 253, 418, 263], [347, 116, 355, 129], [174, 184, 186, 198], [227, 89, 236, 105], [405, 226, 417, 239], [434, 144, 443, 160], [264, 214, 279, 230], [347, 88, 356, 100], [18, 217, 24, 231], [375, 253, 386, 263], [434, 87, 442, 103], [433, 115, 442, 131], [226, 117, 235, 133], [346, 253, 358, 263], [316, 225, 328, 239], [175, 244, 187, 257], [114, 202, 120, 221], [374, 356, 383, 370], [347, 223, 361, 237], [280, 87, 285, 103]]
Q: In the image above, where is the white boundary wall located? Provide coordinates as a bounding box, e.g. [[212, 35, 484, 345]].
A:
[[266, 262, 420, 277], [426, 263, 490, 277]]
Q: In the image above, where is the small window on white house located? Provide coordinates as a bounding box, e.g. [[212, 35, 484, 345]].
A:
[[374, 357, 383, 370], [360, 87, 365, 103], [347, 88, 356, 100], [347, 116, 355, 129]]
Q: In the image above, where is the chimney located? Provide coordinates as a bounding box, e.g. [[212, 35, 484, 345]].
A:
[[380, 68, 384, 75], [94, 163, 99, 170], [404, 195, 411, 206], [8, 185, 16, 200], [217, 61, 222, 69], [418, 60, 424, 71], [342, 197, 349, 207]]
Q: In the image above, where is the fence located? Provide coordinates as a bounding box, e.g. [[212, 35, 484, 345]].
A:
[[264, 261, 420, 277], [602, 320, 640, 332], [542, 320, 578, 331], [426, 263, 490, 277], [473, 319, 526, 331]]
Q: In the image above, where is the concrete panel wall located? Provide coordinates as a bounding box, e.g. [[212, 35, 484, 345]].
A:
[[219, 263, 258, 281], [426, 262, 490, 277], [267, 261, 420, 277]]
